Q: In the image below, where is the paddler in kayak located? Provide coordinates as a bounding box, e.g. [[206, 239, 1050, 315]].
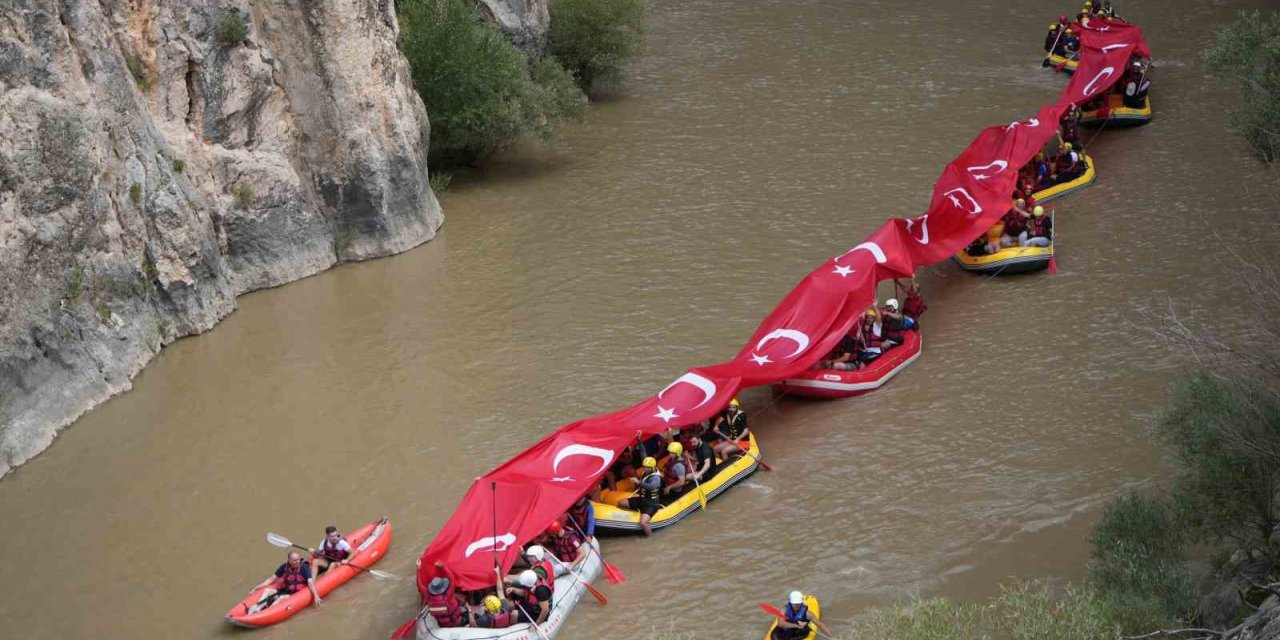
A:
[[616, 456, 663, 535], [309, 525, 352, 577], [247, 551, 321, 613], [770, 591, 830, 640]]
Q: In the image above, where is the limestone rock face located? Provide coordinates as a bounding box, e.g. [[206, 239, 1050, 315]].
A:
[[477, 0, 550, 53], [0, 0, 444, 477]]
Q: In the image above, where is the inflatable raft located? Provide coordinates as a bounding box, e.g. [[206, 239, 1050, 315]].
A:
[[953, 243, 1053, 275], [415, 539, 603, 640], [591, 433, 761, 533], [1079, 94, 1151, 127], [1030, 153, 1095, 203], [764, 594, 822, 640], [1044, 52, 1078, 72], [226, 517, 392, 628], [772, 331, 921, 399]]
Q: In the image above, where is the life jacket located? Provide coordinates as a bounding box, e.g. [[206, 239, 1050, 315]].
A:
[[279, 562, 309, 594], [785, 602, 810, 624], [426, 590, 465, 627], [551, 532, 582, 563], [1028, 215, 1052, 239], [723, 410, 747, 439], [880, 311, 905, 341], [858, 321, 883, 353], [521, 566, 555, 613], [322, 537, 350, 561], [533, 558, 556, 583], [664, 453, 693, 485], [568, 504, 589, 532], [1001, 210, 1027, 235], [636, 470, 663, 502]]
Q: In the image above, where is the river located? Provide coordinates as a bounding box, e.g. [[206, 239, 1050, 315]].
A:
[[0, 0, 1274, 638]]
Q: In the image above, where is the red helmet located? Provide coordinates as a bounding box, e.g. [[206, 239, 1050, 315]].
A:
[[1059, 14, 1068, 21], [546, 520, 564, 535]]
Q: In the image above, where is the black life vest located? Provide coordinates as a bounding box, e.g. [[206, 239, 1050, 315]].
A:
[[723, 411, 747, 439], [636, 470, 663, 502]]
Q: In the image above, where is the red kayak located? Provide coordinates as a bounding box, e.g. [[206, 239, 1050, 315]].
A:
[[772, 332, 921, 399], [225, 517, 392, 628]]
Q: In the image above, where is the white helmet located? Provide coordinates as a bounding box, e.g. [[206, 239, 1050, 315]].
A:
[[789, 590, 804, 605], [525, 545, 545, 562], [885, 298, 900, 311], [519, 570, 538, 588]]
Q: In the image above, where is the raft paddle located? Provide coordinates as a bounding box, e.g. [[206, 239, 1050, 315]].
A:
[[1043, 27, 1065, 67], [759, 603, 836, 640], [509, 598, 553, 640], [565, 518, 626, 584], [690, 466, 709, 511], [266, 532, 397, 579], [723, 436, 773, 471]]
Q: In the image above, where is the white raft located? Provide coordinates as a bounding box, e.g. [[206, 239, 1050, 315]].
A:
[[416, 539, 604, 640]]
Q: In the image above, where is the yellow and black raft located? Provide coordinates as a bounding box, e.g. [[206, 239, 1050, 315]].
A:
[[591, 433, 761, 533], [1079, 94, 1152, 127], [1031, 152, 1096, 203], [1044, 52, 1078, 72]]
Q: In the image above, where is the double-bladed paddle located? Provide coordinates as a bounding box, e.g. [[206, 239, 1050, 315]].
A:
[[266, 532, 397, 579]]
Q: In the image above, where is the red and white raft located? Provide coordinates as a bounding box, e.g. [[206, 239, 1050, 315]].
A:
[[772, 331, 921, 399]]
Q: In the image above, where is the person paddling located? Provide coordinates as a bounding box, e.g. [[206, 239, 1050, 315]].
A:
[[309, 525, 352, 577], [771, 591, 826, 640], [710, 398, 750, 463], [247, 551, 321, 613]]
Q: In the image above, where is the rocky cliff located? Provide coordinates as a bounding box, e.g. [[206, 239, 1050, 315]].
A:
[[0, 0, 453, 477]]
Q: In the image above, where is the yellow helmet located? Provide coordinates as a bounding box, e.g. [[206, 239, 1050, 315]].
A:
[[484, 595, 502, 614], [1015, 198, 1026, 206], [864, 308, 878, 318], [667, 442, 683, 456], [1063, 142, 1073, 150], [642, 456, 657, 469], [729, 397, 740, 407], [1065, 28, 1074, 34], [1033, 205, 1045, 217], [1049, 23, 1058, 29]]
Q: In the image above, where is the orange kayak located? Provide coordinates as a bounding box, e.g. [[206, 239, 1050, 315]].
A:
[[225, 517, 392, 627]]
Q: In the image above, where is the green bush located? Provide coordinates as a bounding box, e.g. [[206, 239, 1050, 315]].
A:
[[429, 171, 451, 194], [1087, 492, 1192, 633], [171, 159, 185, 173], [1204, 10, 1280, 162], [218, 12, 248, 46], [1155, 373, 1280, 555], [843, 582, 1121, 640], [232, 183, 255, 210], [549, 0, 647, 92], [129, 182, 142, 207], [398, 0, 586, 168]]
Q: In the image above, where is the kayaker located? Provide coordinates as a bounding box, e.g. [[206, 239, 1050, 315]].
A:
[[1023, 206, 1052, 247], [309, 525, 351, 577], [771, 591, 823, 640], [545, 520, 588, 576], [248, 552, 321, 613], [710, 398, 750, 463], [470, 594, 516, 629], [566, 495, 596, 540], [616, 456, 663, 535], [425, 561, 467, 628], [505, 569, 553, 625]]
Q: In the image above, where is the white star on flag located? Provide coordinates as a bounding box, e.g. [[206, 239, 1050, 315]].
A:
[[749, 353, 772, 366], [832, 264, 854, 277], [654, 406, 679, 423]]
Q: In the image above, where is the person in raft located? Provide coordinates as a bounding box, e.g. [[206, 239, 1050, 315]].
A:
[[504, 569, 553, 625], [708, 398, 750, 463], [616, 456, 663, 535], [660, 441, 696, 498], [566, 494, 596, 541], [770, 591, 830, 640], [308, 525, 351, 577], [853, 308, 885, 369], [1022, 206, 1052, 247], [425, 561, 467, 627], [879, 298, 910, 347], [898, 278, 926, 325], [544, 520, 589, 577], [469, 594, 517, 629], [248, 551, 322, 613]]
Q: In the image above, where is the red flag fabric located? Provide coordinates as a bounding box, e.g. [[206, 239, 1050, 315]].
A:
[[414, 22, 1150, 593]]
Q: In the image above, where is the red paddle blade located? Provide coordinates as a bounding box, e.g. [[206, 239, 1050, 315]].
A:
[[1048, 255, 1058, 274], [603, 561, 626, 584], [758, 459, 774, 471], [759, 603, 786, 620], [391, 616, 416, 639]]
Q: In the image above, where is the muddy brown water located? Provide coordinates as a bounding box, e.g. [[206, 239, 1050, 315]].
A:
[[2, 1, 1277, 638]]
